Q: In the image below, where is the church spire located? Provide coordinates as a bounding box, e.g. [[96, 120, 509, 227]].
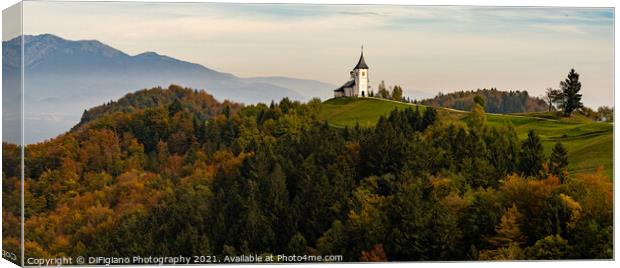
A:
[[354, 46, 369, 69]]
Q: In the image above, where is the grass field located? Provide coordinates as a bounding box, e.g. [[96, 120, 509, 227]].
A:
[[320, 97, 613, 179]]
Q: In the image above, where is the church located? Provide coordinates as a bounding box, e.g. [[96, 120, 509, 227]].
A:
[[334, 48, 369, 98]]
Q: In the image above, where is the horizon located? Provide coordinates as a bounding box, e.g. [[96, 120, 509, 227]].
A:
[[8, 2, 615, 109]]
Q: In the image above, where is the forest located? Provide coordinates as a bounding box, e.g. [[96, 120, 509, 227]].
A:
[[2, 84, 613, 262], [419, 88, 549, 113]]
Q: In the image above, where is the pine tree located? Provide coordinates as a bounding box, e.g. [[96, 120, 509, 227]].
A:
[[378, 81, 390, 99], [549, 142, 568, 180], [518, 130, 544, 177], [391, 85, 403, 101], [168, 98, 183, 116], [473, 95, 485, 108], [317, 220, 347, 255], [560, 69, 583, 116], [422, 107, 437, 129], [286, 233, 308, 255]]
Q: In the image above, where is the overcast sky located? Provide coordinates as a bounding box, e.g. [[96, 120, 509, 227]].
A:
[[20, 1, 614, 107]]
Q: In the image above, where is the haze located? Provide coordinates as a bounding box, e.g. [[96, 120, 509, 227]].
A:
[[19, 1, 614, 107]]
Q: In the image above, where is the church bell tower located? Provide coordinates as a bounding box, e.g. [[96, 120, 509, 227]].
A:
[[353, 46, 369, 97]]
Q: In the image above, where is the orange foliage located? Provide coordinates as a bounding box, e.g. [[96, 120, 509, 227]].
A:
[[360, 244, 387, 262]]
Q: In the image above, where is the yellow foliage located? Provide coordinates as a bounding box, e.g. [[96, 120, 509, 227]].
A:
[[573, 168, 612, 218], [559, 194, 582, 229], [25, 240, 50, 259]]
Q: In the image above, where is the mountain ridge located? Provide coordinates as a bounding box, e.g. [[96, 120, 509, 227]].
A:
[[2, 34, 336, 143]]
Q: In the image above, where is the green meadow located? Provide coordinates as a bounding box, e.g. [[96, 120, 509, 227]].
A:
[[320, 97, 613, 179]]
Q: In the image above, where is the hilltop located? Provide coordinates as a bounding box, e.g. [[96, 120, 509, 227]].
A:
[[320, 97, 612, 178], [419, 88, 548, 113], [73, 84, 242, 130]]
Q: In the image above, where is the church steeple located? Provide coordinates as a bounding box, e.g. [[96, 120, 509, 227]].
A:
[[354, 46, 369, 69], [334, 46, 369, 98]]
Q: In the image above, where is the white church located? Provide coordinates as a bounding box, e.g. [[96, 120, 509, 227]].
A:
[[334, 48, 369, 98]]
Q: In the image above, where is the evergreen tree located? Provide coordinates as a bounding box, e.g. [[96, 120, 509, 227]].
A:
[[316, 220, 347, 256], [549, 142, 568, 180], [168, 98, 183, 116], [473, 95, 485, 108], [378, 81, 390, 99], [518, 130, 544, 177], [559, 69, 583, 116], [286, 233, 308, 255], [422, 107, 437, 129], [392, 85, 403, 101], [222, 105, 231, 119]]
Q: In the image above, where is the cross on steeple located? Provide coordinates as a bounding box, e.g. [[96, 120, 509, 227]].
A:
[[354, 46, 368, 70]]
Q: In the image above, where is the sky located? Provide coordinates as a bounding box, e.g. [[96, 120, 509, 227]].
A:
[[19, 1, 614, 107]]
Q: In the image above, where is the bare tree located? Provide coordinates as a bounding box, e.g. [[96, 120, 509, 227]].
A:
[[544, 87, 563, 112]]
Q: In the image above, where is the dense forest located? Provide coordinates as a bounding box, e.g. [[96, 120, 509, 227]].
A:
[[419, 88, 548, 113], [2, 85, 612, 262]]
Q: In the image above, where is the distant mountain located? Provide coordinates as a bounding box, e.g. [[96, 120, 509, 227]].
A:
[[2, 34, 336, 143]]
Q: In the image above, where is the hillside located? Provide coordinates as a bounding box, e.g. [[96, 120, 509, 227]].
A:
[[3, 87, 611, 261], [73, 84, 242, 130], [419, 88, 548, 113], [320, 97, 613, 178]]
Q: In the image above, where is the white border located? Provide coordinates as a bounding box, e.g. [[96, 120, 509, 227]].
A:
[[0, 1, 617, 268]]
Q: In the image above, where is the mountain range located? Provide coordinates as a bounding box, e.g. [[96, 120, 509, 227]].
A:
[[2, 34, 336, 144]]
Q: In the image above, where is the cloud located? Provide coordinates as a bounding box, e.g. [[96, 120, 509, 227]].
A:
[[21, 2, 614, 107], [532, 24, 586, 34]]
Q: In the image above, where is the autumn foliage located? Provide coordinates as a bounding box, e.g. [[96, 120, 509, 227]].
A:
[[2, 85, 612, 262]]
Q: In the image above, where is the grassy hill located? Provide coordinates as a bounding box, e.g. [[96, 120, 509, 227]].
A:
[[320, 97, 613, 179]]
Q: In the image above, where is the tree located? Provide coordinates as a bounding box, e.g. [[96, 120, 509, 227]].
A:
[[168, 98, 183, 116], [377, 81, 390, 99], [391, 85, 403, 101], [467, 103, 486, 131], [525, 235, 571, 260], [316, 220, 347, 256], [359, 244, 387, 262], [549, 143, 568, 180], [544, 88, 563, 112], [559, 69, 583, 116], [473, 95, 485, 108], [480, 204, 526, 260], [286, 233, 308, 255], [422, 107, 437, 128], [222, 105, 231, 119], [484, 207, 523, 250], [597, 106, 613, 122], [518, 130, 544, 177]]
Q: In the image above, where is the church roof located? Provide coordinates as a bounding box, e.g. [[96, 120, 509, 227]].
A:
[[354, 51, 368, 69], [334, 79, 355, 92]]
